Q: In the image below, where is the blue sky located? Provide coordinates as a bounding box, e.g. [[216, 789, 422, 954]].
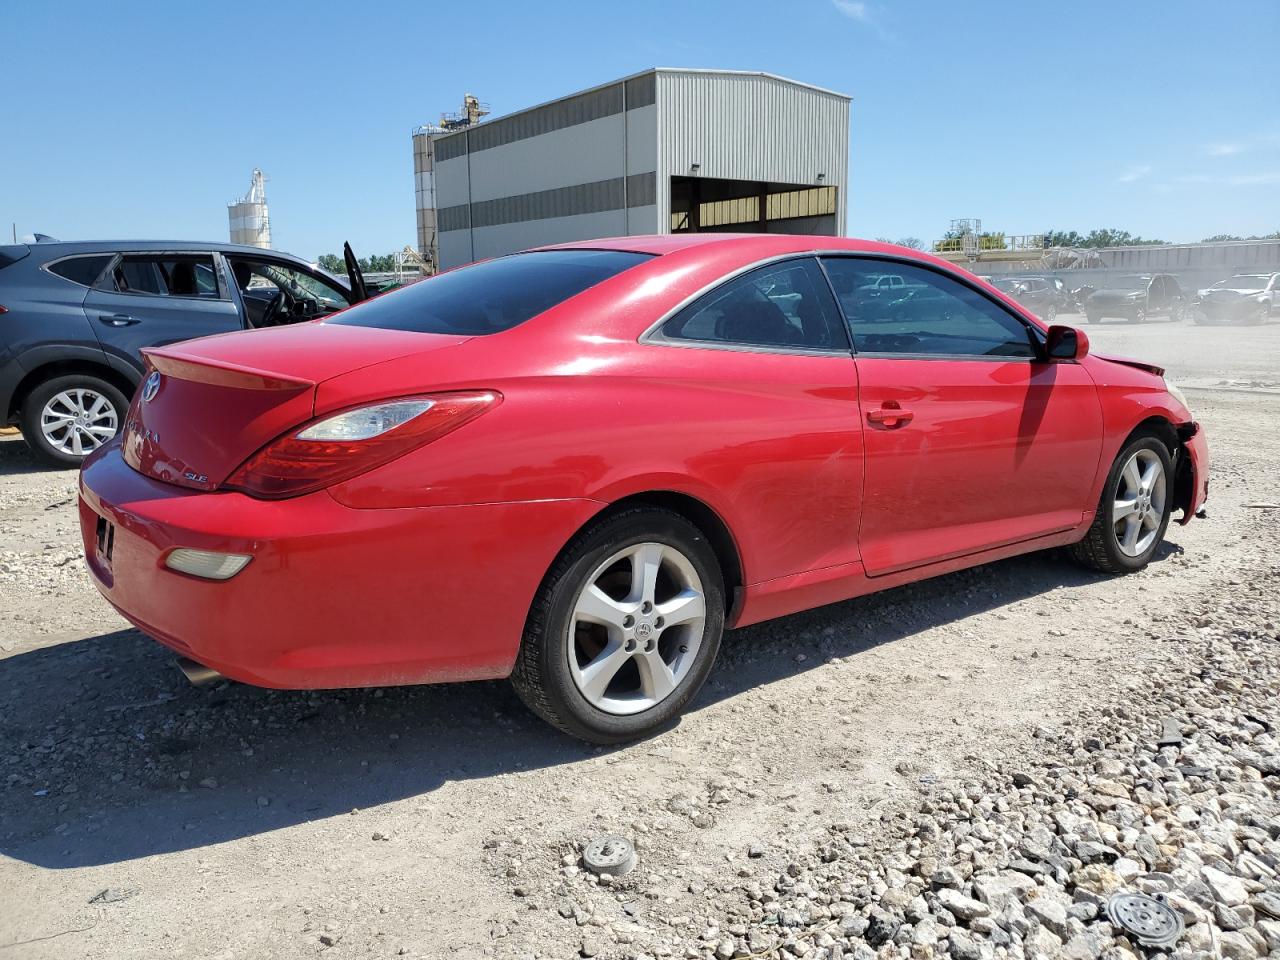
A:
[[3, 0, 1277, 260]]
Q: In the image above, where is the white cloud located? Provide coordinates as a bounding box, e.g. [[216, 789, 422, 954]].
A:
[[1156, 170, 1280, 189], [832, 0, 871, 20], [1207, 143, 1244, 157], [1117, 165, 1152, 183]]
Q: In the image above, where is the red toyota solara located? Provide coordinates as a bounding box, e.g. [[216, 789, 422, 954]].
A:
[[78, 235, 1208, 743]]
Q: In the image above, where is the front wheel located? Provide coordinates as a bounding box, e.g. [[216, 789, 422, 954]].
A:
[[1131, 306, 1147, 324], [1069, 435, 1174, 574], [511, 507, 725, 743]]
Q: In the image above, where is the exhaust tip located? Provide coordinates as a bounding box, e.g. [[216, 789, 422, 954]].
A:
[[175, 656, 223, 687]]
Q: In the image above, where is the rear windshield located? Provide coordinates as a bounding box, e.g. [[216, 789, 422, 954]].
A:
[[330, 249, 654, 335]]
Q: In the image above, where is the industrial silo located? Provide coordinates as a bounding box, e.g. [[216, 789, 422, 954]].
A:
[[412, 95, 489, 274], [228, 169, 271, 249]]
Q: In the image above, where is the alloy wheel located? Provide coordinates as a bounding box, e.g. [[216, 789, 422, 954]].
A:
[[567, 541, 707, 715], [39, 388, 119, 457], [1112, 448, 1166, 557]]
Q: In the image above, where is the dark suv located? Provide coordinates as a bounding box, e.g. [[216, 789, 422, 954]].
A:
[[0, 240, 367, 465], [1084, 274, 1186, 324], [989, 276, 1067, 322]]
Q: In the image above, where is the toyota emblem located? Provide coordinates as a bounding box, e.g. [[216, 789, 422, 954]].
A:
[[142, 371, 162, 403]]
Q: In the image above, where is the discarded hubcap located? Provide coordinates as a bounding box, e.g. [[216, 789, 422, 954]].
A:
[[1106, 892, 1183, 948], [582, 834, 637, 877]]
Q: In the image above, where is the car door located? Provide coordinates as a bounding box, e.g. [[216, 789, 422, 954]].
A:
[[821, 256, 1104, 576], [649, 256, 864, 584], [81, 251, 242, 373]]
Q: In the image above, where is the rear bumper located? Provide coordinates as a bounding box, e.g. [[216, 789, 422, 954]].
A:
[[78, 443, 600, 688]]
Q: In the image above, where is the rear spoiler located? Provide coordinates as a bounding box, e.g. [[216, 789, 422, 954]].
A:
[[144, 347, 315, 391], [0, 244, 31, 270]]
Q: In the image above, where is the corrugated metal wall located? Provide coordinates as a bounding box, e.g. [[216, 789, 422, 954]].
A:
[[656, 71, 849, 235], [430, 70, 851, 267]]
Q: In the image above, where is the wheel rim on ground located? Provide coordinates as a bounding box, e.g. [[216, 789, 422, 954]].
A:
[[40, 388, 118, 456], [1112, 449, 1167, 557], [567, 541, 707, 716]]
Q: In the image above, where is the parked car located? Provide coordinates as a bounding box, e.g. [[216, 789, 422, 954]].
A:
[[990, 276, 1065, 321], [78, 235, 1208, 743], [1084, 274, 1186, 324], [1191, 273, 1279, 325], [0, 239, 367, 465]]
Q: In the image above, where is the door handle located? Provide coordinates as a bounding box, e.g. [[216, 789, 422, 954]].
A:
[[98, 314, 140, 327], [867, 405, 914, 426]]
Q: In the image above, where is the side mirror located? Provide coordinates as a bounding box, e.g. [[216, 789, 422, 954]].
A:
[[1045, 324, 1089, 361]]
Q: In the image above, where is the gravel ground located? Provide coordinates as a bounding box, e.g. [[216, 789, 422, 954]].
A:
[[1, 318, 1278, 959]]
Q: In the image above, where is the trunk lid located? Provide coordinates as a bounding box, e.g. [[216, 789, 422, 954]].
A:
[[123, 324, 471, 490]]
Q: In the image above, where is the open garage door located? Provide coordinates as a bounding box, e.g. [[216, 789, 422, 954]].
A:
[[669, 177, 838, 236]]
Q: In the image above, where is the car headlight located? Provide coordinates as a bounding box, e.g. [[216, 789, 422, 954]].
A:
[[1165, 378, 1191, 414]]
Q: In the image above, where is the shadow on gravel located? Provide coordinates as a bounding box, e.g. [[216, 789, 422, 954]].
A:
[[0, 433, 49, 476], [0, 540, 1183, 870]]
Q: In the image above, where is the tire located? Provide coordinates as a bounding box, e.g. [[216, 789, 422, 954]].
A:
[[1084, 313, 1098, 325], [1044, 305, 1058, 323], [1069, 434, 1174, 575], [19, 374, 129, 468], [510, 507, 725, 744], [1243, 303, 1269, 326], [1131, 306, 1147, 324]]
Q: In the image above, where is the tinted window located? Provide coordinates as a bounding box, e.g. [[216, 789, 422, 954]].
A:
[[48, 255, 112, 287], [822, 258, 1036, 358], [107, 255, 221, 298], [661, 258, 848, 351], [331, 249, 652, 335]]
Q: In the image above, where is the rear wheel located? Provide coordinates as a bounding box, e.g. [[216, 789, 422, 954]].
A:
[[19, 374, 129, 468], [511, 507, 725, 744], [1069, 435, 1173, 574]]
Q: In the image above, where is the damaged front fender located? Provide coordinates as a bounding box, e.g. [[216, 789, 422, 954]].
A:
[[1173, 421, 1209, 524]]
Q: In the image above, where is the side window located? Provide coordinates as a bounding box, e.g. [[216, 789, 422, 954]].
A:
[[661, 258, 849, 352], [821, 257, 1037, 359], [47, 255, 113, 287], [106, 255, 221, 298]]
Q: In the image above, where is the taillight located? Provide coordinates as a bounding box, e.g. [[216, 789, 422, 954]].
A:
[[0, 305, 8, 314], [223, 391, 500, 499]]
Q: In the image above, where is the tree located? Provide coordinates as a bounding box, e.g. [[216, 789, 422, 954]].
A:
[[874, 237, 924, 249], [1202, 231, 1280, 242], [319, 252, 401, 273], [1041, 228, 1164, 248]]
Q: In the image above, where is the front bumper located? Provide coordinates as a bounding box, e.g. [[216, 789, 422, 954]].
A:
[[1177, 421, 1209, 525], [1193, 299, 1266, 322], [78, 442, 600, 689]]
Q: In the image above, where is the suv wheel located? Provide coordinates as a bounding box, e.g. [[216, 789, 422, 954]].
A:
[[19, 374, 129, 467]]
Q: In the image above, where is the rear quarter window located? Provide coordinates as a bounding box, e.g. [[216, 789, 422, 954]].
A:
[[330, 249, 653, 335], [47, 255, 113, 287]]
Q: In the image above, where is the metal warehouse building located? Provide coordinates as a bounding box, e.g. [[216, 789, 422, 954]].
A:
[[414, 69, 851, 271]]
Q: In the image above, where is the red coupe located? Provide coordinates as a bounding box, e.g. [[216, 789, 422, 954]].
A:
[[78, 235, 1208, 742]]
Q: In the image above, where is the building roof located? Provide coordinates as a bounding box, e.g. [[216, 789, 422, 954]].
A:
[[427, 67, 851, 146]]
